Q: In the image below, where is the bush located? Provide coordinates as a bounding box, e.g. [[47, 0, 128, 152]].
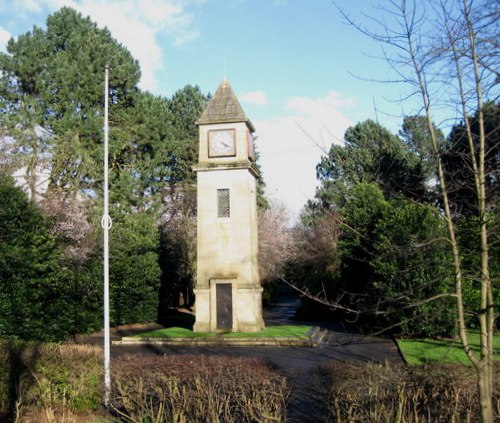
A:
[[323, 361, 499, 422], [294, 183, 456, 338], [111, 354, 289, 422], [0, 175, 104, 341], [0, 341, 103, 421], [110, 209, 161, 325]]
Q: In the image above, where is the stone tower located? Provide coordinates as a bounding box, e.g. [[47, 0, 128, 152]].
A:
[[193, 79, 264, 333]]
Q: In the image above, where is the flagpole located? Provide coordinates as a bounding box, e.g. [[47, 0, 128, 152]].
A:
[[102, 64, 112, 406]]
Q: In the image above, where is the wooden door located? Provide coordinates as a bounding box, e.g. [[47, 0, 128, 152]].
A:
[[216, 283, 232, 330]]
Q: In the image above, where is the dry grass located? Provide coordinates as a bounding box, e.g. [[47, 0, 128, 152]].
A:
[[111, 354, 289, 423], [3, 341, 499, 422], [1, 343, 288, 422], [0, 342, 103, 422], [323, 360, 500, 422]]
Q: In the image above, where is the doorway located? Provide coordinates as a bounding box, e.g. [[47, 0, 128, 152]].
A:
[[216, 283, 233, 330]]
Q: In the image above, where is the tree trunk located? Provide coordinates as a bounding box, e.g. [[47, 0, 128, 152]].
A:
[[478, 362, 494, 423]]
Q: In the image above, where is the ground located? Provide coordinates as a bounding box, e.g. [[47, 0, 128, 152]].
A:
[[76, 290, 403, 422]]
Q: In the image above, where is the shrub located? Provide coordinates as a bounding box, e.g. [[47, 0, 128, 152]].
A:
[[0, 174, 104, 341], [323, 361, 499, 422], [111, 354, 289, 422], [110, 209, 161, 325], [0, 341, 103, 421]]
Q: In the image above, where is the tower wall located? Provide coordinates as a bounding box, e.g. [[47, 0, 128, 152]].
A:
[[193, 81, 263, 332]]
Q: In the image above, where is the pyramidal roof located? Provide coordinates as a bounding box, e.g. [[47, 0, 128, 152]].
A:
[[197, 79, 255, 131]]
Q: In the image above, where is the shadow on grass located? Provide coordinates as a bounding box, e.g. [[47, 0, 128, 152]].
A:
[[0, 341, 41, 422]]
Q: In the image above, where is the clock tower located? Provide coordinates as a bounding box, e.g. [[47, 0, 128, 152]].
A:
[[193, 80, 264, 332]]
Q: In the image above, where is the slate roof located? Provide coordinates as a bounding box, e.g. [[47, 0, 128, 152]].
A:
[[197, 79, 255, 131]]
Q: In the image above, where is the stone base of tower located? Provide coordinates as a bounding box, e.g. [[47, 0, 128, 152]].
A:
[[235, 286, 265, 332], [193, 284, 264, 333], [193, 288, 211, 332]]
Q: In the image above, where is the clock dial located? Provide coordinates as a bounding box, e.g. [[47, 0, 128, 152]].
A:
[[208, 130, 236, 157]]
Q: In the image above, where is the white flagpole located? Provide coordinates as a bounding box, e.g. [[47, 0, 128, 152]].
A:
[[102, 64, 112, 406]]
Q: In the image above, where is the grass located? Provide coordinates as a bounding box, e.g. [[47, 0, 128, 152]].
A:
[[224, 325, 312, 338], [397, 331, 500, 365], [134, 325, 312, 339], [135, 327, 216, 338]]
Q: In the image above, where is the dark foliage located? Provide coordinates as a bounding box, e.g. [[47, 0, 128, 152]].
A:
[[443, 102, 500, 217], [0, 174, 102, 340]]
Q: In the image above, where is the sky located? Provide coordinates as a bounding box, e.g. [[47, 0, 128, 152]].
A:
[[0, 0, 426, 219]]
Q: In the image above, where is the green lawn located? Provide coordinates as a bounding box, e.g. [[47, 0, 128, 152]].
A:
[[135, 327, 216, 338], [397, 332, 500, 365], [224, 325, 312, 339], [135, 325, 312, 339]]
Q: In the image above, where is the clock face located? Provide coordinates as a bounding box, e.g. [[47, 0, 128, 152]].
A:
[[208, 129, 236, 157]]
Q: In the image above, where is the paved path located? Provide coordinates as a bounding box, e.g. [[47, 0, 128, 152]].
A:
[[79, 293, 403, 422], [102, 293, 402, 367]]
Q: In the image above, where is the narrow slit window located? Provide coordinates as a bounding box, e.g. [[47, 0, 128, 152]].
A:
[[217, 188, 230, 218]]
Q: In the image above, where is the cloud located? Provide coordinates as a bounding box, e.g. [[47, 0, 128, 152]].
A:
[[0, 27, 11, 52], [286, 90, 355, 121], [256, 91, 354, 220], [241, 90, 268, 106], [15, 0, 44, 13], [9, 0, 199, 92]]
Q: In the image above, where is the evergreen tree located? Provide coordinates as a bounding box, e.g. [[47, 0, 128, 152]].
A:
[[0, 173, 101, 340], [296, 119, 453, 336], [314, 119, 428, 211], [0, 7, 140, 196], [443, 102, 500, 217]]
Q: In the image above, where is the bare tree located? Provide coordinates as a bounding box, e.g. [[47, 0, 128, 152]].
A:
[[334, 0, 497, 420], [40, 191, 94, 264], [258, 201, 294, 284], [289, 210, 342, 279]]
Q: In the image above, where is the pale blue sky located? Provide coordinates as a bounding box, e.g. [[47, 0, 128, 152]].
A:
[[0, 0, 427, 217]]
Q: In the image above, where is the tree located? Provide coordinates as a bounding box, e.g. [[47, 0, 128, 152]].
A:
[[0, 95, 51, 200], [166, 85, 210, 186], [0, 7, 140, 196], [158, 183, 197, 313], [40, 190, 95, 264], [110, 91, 180, 209], [314, 119, 428, 210], [443, 102, 500, 217], [109, 207, 161, 325], [335, 0, 498, 419], [168, 85, 209, 142], [258, 201, 293, 285], [155, 85, 209, 313], [399, 115, 445, 186], [294, 180, 453, 337], [0, 9, 215, 331], [0, 173, 57, 339], [0, 172, 101, 340]]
